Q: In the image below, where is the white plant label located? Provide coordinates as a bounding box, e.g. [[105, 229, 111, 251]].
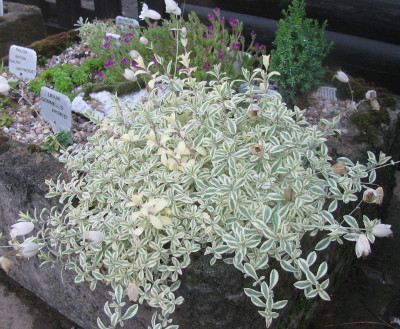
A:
[[8, 45, 37, 80], [0, 0, 3, 16], [318, 86, 337, 101], [40, 87, 72, 132], [116, 16, 139, 29]]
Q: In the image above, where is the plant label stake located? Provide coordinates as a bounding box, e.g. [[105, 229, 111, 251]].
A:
[[40, 87, 72, 132], [116, 16, 139, 30], [0, 0, 3, 16], [318, 86, 337, 101], [8, 45, 37, 80]]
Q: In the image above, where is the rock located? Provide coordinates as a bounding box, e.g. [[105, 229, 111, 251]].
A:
[[0, 3, 46, 58]]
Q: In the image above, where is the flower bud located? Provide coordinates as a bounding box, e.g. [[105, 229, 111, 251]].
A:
[[283, 184, 296, 202], [370, 99, 380, 111], [123, 68, 138, 82], [83, 231, 106, 244], [129, 50, 140, 60], [356, 234, 371, 258], [334, 70, 349, 83], [10, 222, 34, 239], [372, 224, 392, 237], [16, 241, 39, 258], [139, 36, 149, 45], [250, 144, 264, 156], [375, 187, 384, 205]]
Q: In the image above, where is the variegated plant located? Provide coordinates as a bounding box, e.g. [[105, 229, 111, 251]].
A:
[[15, 57, 393, 329]]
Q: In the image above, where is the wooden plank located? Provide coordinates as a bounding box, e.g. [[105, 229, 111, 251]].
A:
[[55, 0, 81, 29], [94, 0, 122, 19]]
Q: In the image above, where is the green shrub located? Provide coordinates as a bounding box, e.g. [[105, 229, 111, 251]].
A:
[[270, 0, 333, 102]]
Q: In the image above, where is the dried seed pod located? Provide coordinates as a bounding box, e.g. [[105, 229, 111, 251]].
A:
[[248, 105, 261, 118], [283, 184, 296, 202], [370, 99, 380, 111], [331, 162, 348, 175], [363, 188, 378, 203], [250, 144, 264, 156], [0, 256, 13, 273], [375, 186, 384, 205]]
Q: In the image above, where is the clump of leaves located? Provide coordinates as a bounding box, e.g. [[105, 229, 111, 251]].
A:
[[78, 9, 266, 84], [16, 55, 393, 329], [270, 0, 333, 102], [0, 109, 13, 126], [41, 130, 73, 154], [28, 59, 105, 100]]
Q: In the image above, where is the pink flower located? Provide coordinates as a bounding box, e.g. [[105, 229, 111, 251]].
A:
[[105, 60, 114, 68], [98, 71, 105, 77], [103, 43, 110, 49], [229, 18, 238, 27], [203, 62, 210, 70], [207, 13, 213, 21]]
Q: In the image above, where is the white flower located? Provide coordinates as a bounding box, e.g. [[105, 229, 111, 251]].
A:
[[83, 231, 106, 244], [165, 0, 181, 15], [372, 224, 392, 237], [356, 234, 371, 258], [334, 70, 349, 83], [262, 55, 270, 72], [10, 222, 34, 239], [0, 76, 10, 96], [123, 68, 138, 82], [139, 36, 149, 45], [365, 90, 377, 100], [363, 188, 378, 203], [0, 256, 14, 273], [16, 241, 39, 258], [139, 4, 161, 20]]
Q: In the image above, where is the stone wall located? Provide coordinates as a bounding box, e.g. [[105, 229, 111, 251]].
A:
[[0, 2, 46, 58]]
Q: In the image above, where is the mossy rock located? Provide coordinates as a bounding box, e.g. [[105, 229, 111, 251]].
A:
[[350, 107, 390, 142], [83, 79, 145, 100]]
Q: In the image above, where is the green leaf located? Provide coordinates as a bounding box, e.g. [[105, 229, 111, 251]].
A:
[[251, 296, 266, 308], [115, 285, 123, 304], [316, 262, 328, 280], [294, 280, 312, 289], [315, 237, 331, 251], [263, 206, 272, 223], [244, 288, 262, 298], [122, 304, 139, 320], [318, 290, 331, 301], [226, 118, 237, 135], [369, 169, 376, 183], [273, 300, 288, 310], [97, 317, 108, 329], [244, 263, 259, 281], [343, 215, 359, 229], [269, 269, 279, 289]]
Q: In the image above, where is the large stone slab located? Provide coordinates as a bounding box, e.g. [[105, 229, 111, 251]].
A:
[[0, 2, 46, 58], [0, 98, 399, 329]]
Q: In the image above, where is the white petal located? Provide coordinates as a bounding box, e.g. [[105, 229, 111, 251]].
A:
[[10, 222, 34, 236], [372, 224, 392, 237], [17, 242, 39, 258]]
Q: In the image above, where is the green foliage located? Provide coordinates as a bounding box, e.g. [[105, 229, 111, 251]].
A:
[[0, 109, 13, 126], [28, 59, 104, 99], [19, 57, 391, 328], [41, 130, 73, 154], [270, 0, 333, 102], [78, 10, 266, 84]]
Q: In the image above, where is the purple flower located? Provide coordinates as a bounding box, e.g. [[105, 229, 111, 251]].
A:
[[128, 25, 133, 29], [124, 38, 130, 44], [229, 18, 238, 27], [126, 33, 134, 37], [207, 13, 214, 21], [254, 43, 259, 50], [105, 36, 112, 41], [261, 44, 266, 51], [98, 71, 105, 77], [208, 25, 213, 31], [213, 7, 220, 14], [131, 60, 138, 67], [120, 58, 127, 64], [203, 33, 208, 39], [203, 62, 210, 70], [153, 59, 159, 66], [157, 36, 162, 40], [219, 17, 224, 23], [251, 31, 256, 37], [177, 66, 183, 71], [104, 60, 114, 68], [218, 53, 225, 60], [232, 43, 240, 50], [103, 43, 110, 49]]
